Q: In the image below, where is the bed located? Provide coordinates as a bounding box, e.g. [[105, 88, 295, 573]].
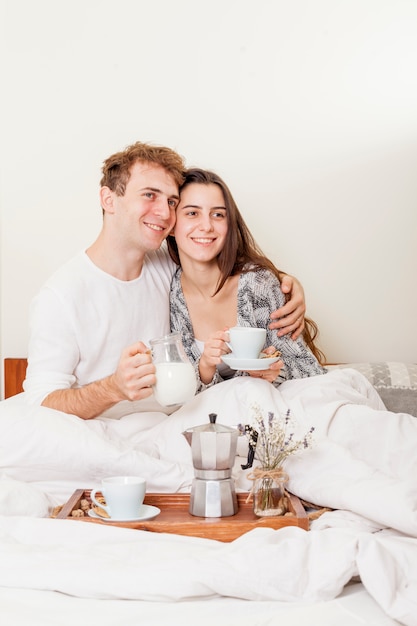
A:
[[1, 357, 416, 626]]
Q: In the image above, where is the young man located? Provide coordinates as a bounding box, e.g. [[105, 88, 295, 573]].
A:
[[23, 141, 307, 420]]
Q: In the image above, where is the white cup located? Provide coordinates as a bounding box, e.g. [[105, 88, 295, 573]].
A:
[[227, 326, 266, 359], [90, 476, 146, 519]]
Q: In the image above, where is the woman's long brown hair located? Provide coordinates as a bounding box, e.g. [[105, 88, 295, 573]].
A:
[[167, 168, 326, 364]]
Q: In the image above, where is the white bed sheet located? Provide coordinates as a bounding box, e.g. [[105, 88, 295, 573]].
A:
[[0, 583, 401, 626], [0, 369, 416, 626]]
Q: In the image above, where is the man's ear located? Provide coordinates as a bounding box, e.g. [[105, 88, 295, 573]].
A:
[[100, 186, 115, 214]]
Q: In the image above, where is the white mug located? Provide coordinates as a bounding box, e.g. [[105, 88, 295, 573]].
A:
[[227, 326, 266, 359], [90, 475, 146, 519]]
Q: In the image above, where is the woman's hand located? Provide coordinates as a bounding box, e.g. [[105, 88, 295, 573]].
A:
[[245, 360, 283, 383], [198, 330, 230, 384], [244, 345, 283, 383], [269, 274, 306, 340]]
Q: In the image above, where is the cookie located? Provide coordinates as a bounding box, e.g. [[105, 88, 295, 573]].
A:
[[260, 349, 281, 359]]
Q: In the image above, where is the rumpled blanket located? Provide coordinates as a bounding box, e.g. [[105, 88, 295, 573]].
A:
[[0, 369, 416, 625], [0, 516, 415, 625]]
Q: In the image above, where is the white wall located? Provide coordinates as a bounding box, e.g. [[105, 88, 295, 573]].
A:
[[1, 0, 417, 395]]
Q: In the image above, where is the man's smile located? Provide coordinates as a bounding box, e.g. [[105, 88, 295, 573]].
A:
[[145, 222, 166, 232]]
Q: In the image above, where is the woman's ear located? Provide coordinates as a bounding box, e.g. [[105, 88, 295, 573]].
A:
[[99, 186, 115, 214]]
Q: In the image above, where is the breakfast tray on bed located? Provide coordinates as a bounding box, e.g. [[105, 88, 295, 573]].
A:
[[55, 490, 309, 541]]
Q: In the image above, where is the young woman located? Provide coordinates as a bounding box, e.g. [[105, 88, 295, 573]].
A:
[[168, 168, 326, 392]]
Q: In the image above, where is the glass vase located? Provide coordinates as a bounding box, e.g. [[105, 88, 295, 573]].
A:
[[252, 473, 288, 517]]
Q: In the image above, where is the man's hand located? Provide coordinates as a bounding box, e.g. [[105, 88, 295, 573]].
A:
[[111, 342, 156, 401], [42, 341, 156, 420], [269, 275, 306, 340]]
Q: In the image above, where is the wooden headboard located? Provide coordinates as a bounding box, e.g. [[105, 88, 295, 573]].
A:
[[4, 358, 28, 399]]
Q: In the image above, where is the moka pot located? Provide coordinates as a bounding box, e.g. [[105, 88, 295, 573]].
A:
[[182, 413, 239, 518]]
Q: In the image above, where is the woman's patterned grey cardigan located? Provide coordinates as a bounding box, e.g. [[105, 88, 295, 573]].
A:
[[170, 265, 327, 393]]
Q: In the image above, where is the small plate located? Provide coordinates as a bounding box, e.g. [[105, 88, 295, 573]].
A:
[[221, 355, 280, 371], [88, 504, 161, 523]]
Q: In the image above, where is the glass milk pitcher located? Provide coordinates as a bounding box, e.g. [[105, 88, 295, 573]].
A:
[[149, 332, 197, 407]]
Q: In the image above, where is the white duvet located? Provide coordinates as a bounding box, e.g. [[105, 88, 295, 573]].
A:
[[0, 369, 416, 626]]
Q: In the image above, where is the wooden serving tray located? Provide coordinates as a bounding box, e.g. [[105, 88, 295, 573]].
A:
[[55, 489, 309, 542]]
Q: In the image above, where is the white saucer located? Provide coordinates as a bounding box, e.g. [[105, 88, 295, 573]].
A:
[[88, 504, 161, 523], [221, 355, 280, 370]]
